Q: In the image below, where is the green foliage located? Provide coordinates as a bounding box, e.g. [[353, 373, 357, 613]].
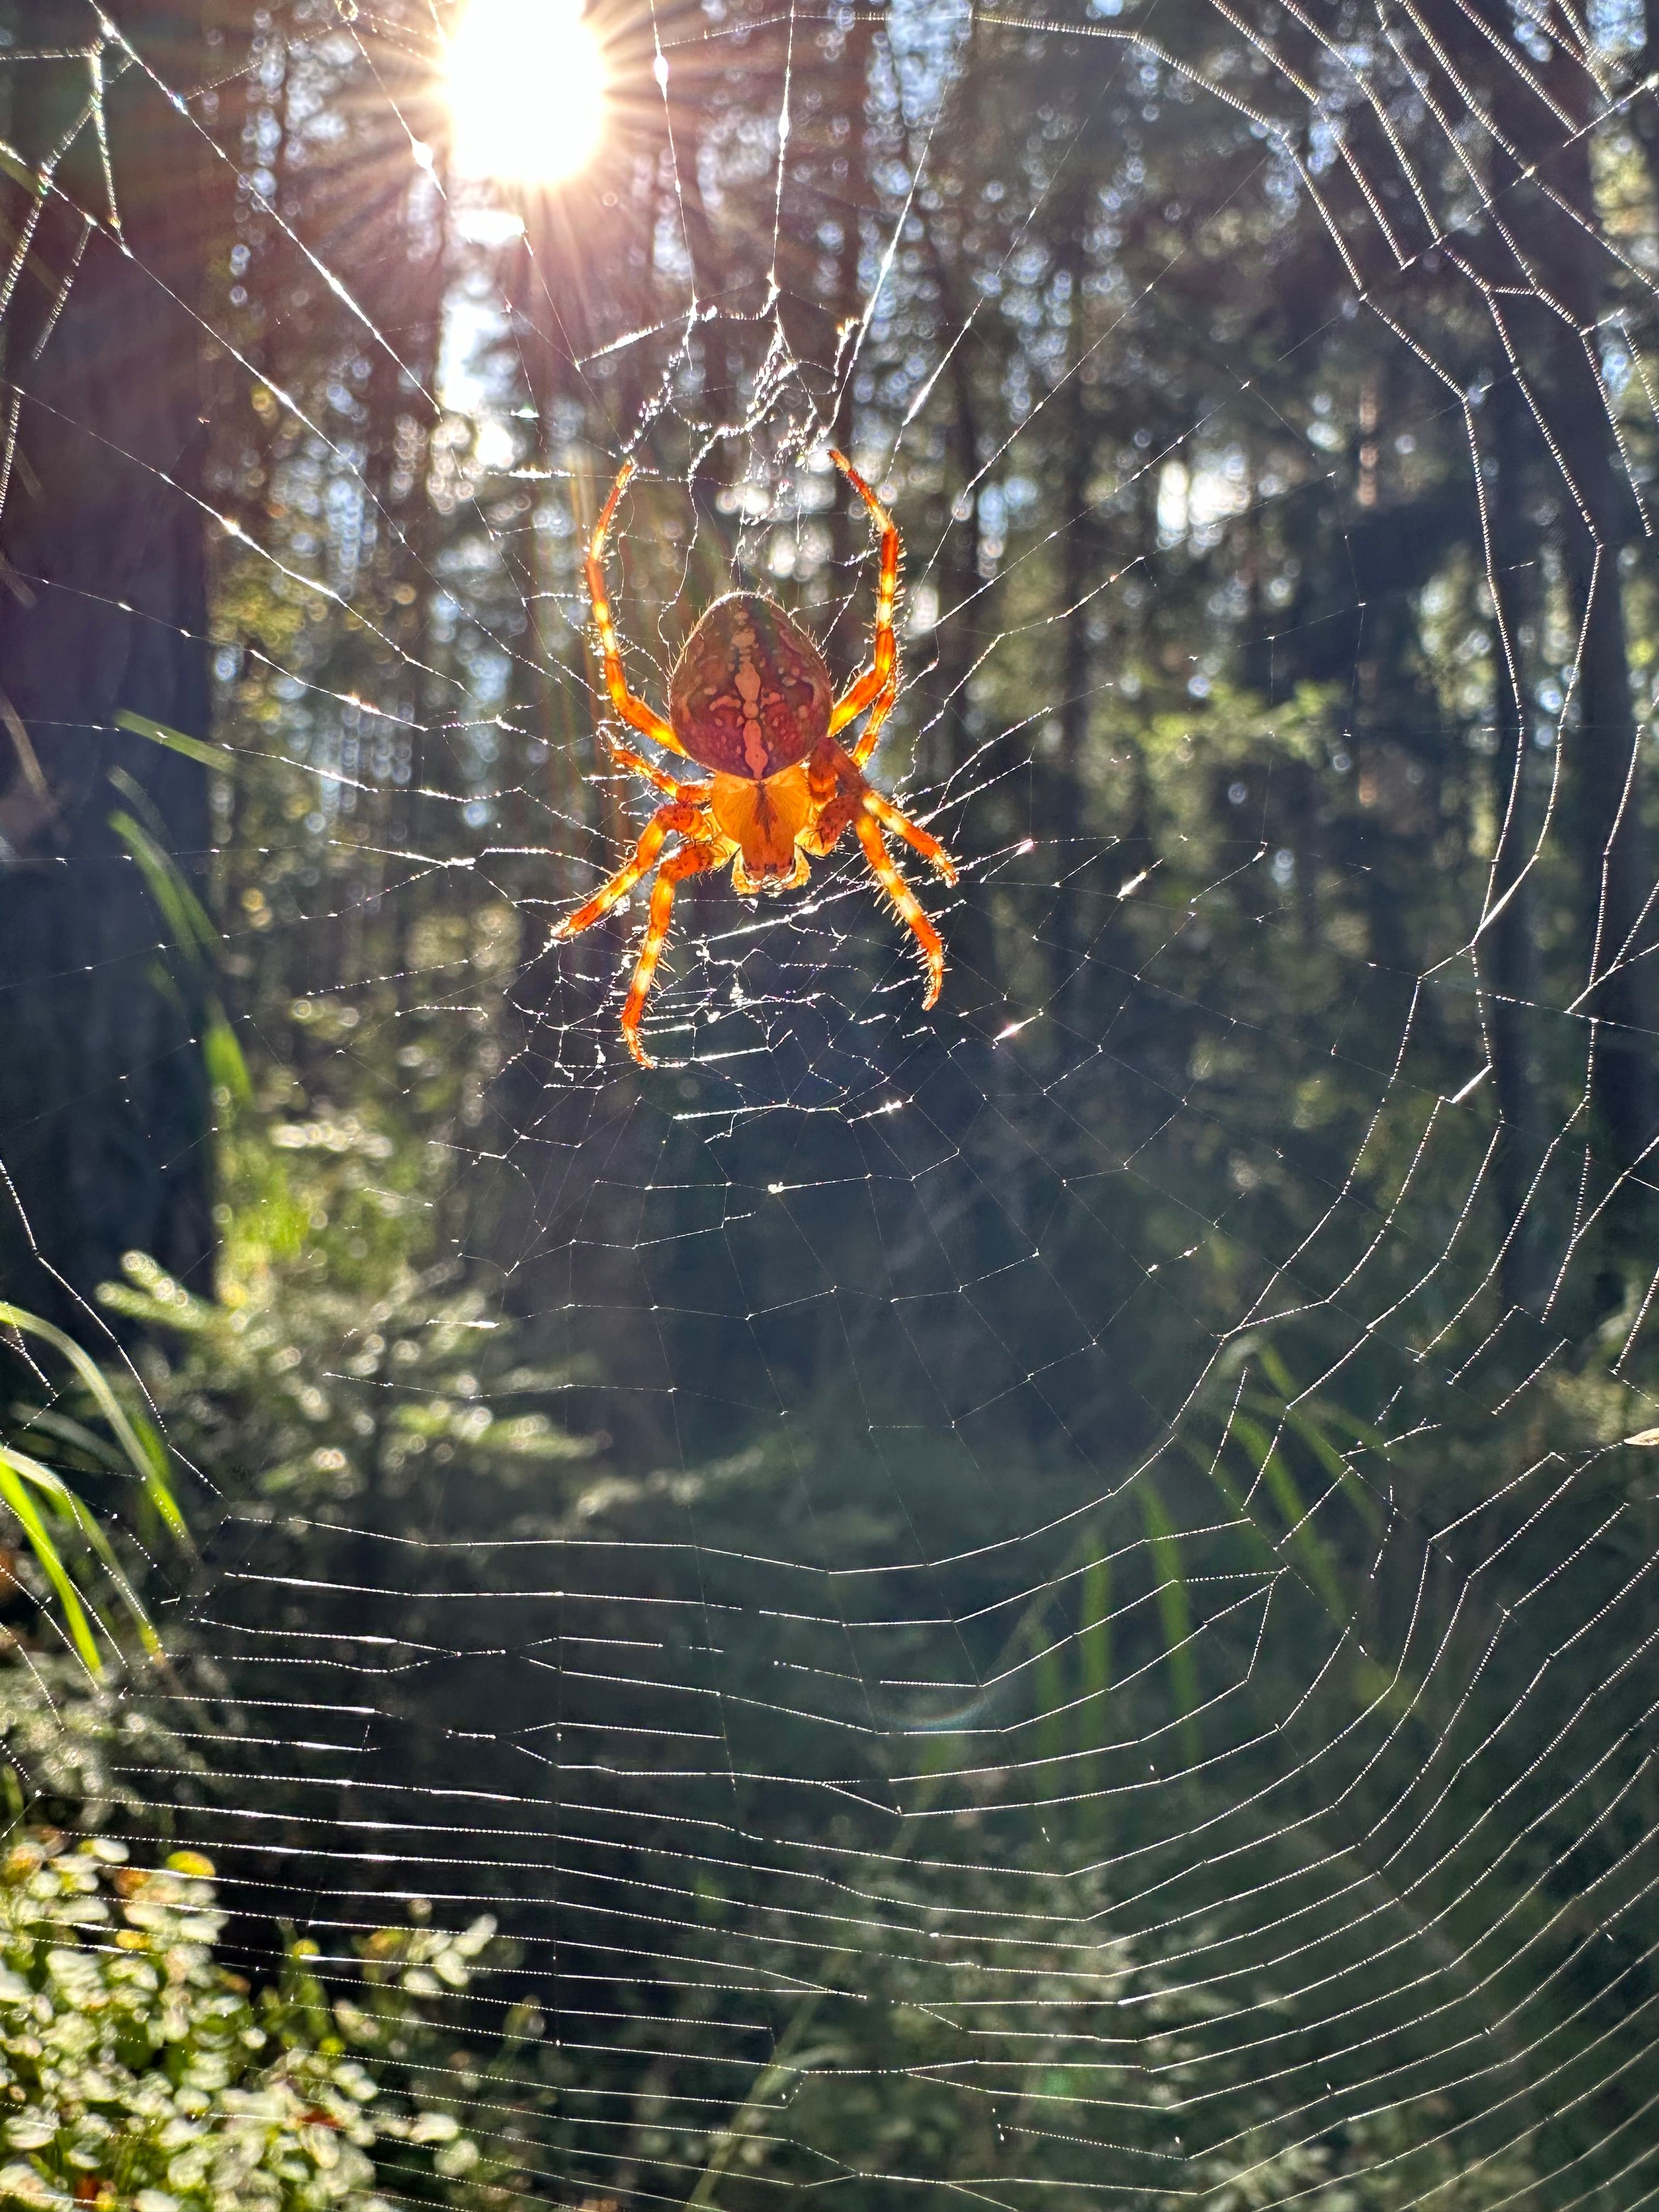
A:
[[0, 1658, 190, 1839], [104, 764, 251, 1120], [0, 1308, 190, 1678], [0, 1832, 492, 2212], [95, 1100, 594, 1521], [530, 1839, 1544, 2212]]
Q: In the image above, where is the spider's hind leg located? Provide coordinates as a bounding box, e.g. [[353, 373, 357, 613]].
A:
[[621, 840, 726, 1067], [551, 798, 704, 944], [855, 812, 947, 1011], [862, 786, 957, 883]]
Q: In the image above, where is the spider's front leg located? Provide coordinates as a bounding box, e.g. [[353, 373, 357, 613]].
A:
[[620, 841, 725, 1068], [551, 798, 704, 944], [606, 737, 709, 802], [826, 448, 900, 768], [586, 461, 693, 760]]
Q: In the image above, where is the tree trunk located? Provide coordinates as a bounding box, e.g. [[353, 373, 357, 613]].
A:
[[1051, 197, 1099, 1021], [1534, 41, 1655, 1182], [1483, 370, 1548, 1311], [0, 3, 216, 1319], [1449, 0, 1654, 1197]]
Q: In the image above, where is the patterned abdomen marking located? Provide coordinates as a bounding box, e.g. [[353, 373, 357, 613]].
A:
[[669, 594, 834, 780]]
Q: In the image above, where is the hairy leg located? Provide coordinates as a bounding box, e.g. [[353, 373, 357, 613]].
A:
[[861, 785, 957, 883], [844, 669, 899, 769], [586, 460, 690, 756], [855, 811, 946, 1010], [551, 799, 704, 943], [621, 841, 725, 1067], [827, 449, 900, 762], [798, 742, 863, 857], [607, 738, 709, 801]]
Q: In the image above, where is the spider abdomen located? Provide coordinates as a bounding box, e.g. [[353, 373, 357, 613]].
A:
[[669, 593, 833, 779]]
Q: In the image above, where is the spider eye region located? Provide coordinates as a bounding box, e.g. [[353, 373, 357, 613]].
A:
[[669, 594, 833, 779]]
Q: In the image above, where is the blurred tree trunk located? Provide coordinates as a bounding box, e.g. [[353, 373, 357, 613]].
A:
[[1484, 370, 1548, 1311], [1531, 37, 1655, 1183], [1051, 188, 1099, 1020], [1453, 0, 1654, 1198], [828, 14, 873, 577], [931, 255, 984, 793], [1625, 0, 1659, 229], [0, 2, 216, 1321]]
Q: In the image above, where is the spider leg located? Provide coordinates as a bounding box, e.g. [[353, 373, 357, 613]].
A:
[[861, 786, 958, 884], [844, 668, 899, 769], [587, 460, 692, 758], [797, 746, 861, 858], [606, 737, 709, 801], [855, 811, 947, 1011], [550, 799, 705, 943], [827, 448, 900, 764], [620, 840, 726, 1068], [798, 812, 850, 860]]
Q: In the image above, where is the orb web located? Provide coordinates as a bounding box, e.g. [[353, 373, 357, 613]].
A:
[[2, 0, 1659, 2205]]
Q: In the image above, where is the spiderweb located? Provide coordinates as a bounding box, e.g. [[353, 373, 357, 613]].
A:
[[4, 0, 1659, 2203]]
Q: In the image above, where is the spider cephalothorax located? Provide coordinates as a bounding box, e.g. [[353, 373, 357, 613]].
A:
[[552, 449, 956, 1067]]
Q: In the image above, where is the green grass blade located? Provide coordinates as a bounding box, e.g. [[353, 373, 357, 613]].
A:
[[1078, 1542, 1110, 1699], [107, 805, 251, 1107], [1032, 1628, 1069, 1790], [1182, 1436, 1277, 1566], [686, 1998, 824, 2209], [1229, 1410, 1346, 1617], [0, 1304, 191, 1547], [1252, 1339, 1300, 1403], [1077, 1542, 1111, 1791], [1138, 1486, 1201, 1766], [0, 1451, 109, 1677], [0, 1446, 162, 1660], [1274, 1398, 1384, 1535], [108, 810, 221, 967], [204, 1008, 253, 1104], [1249, 1341, 1393, 1462], [0, 139, 43, 196], [114, 708, 236, 774]]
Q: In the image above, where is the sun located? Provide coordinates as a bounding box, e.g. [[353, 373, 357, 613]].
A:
[[445, 0, 607, 187]]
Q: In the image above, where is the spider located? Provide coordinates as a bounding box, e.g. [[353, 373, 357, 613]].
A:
[[551, 448, 957, 1068]]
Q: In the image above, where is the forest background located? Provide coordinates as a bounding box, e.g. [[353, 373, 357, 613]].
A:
[[1, 0, 1658, 2205]]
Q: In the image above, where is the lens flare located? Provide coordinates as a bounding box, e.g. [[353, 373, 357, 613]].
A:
[[447, 0, 606, 186]]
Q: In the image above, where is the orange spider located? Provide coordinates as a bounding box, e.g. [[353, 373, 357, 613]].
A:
[[551, 449, 957, 1068]]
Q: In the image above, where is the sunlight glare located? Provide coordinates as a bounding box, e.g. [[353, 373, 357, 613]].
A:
[[447, 0, 606, 186]]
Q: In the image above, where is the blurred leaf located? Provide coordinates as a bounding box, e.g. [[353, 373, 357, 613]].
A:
[[1137, 1484, 1201, 1767], [114, 707, 236, 772], [108, 803, 252, 1108], [0, 1831, 496, 2205], [1230, 1412, 1346, 1618], [0, 1304, 191, 1548], [109, 806, 221, 967], [0, 1450, 111, 1676]]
